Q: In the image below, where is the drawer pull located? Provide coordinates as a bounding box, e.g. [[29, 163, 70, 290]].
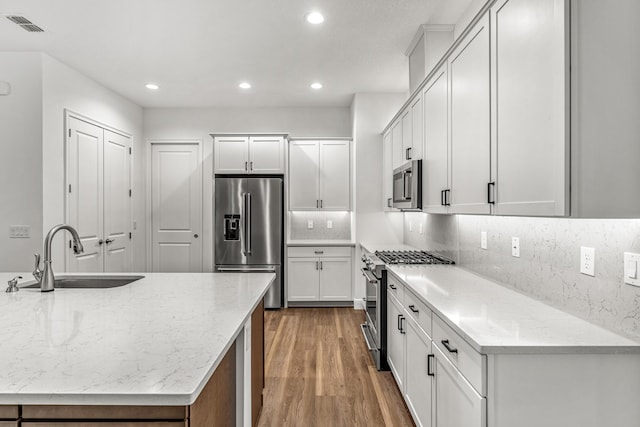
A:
[[399, 316, 406, 334], [427, 354, 435, 376], [397, 314, 403, 331], [441, 339, 458, 354], [408, 304, 419, 313], [314, 251, 324, 254], [389, 284, 397, 290]]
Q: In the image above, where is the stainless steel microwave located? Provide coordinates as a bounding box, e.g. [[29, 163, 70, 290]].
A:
[[392, 160, 422, 210]]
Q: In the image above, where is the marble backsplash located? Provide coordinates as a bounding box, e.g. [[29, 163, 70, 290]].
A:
[[289, 211, 352, 241], [404, 213, 640, 339]]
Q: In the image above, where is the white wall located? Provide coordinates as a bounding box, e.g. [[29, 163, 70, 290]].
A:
[[0, 53, 43, 271], [41, 55, 145, 271], [351, 93, 406, 307]]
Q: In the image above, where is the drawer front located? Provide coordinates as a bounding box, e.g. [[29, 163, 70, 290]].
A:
[[433, 314, 485, 395], [404, 288, 432, 338], [288, 246, 351, 257], [387, 273, 404, 304], [0, 406, 18, 419]]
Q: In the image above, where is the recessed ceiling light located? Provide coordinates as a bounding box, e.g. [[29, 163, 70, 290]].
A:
[[305, 11, 324, 24], [310, 82, 323, 90], [145, 83, 159, 90], [239, 82, 252, 89]]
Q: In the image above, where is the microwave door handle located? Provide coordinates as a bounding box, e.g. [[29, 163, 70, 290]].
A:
[[403, 171, 411, 200]]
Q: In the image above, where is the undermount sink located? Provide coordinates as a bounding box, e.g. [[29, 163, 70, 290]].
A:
[[23, 275, 144, 289]]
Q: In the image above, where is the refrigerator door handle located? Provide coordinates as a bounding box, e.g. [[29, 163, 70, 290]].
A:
[[242, 192, 248, 256], [246, 192, 252, 255]]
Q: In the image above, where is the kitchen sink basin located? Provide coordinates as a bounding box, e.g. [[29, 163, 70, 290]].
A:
[[23, 275, 144, 289]]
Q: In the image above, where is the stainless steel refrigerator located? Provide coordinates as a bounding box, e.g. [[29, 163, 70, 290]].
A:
[[214, 176, 283, 308]]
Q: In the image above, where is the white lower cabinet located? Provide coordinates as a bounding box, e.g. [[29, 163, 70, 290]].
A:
[[287, 246, 352, 304], [433, 344, 485, 427], [405, 317, 434, 427], [387, 292, 406, 390]]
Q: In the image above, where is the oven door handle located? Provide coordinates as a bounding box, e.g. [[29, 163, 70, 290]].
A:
[[360, 323, 379, 352], [360, 268, 378, 284]]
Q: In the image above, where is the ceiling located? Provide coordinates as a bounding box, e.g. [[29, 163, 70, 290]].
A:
[[0, 0, 474, 108]]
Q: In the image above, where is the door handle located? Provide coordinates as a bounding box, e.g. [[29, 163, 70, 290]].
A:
[[441, 339, 458, 354], [397, 314, 403, 331], [249, 161, 253, 171], [104, 238, 114, 244], [246, 193, 252, 255], [245, 161, 248, 171], [316, 261, 319, 270], [194, 234, 199, 238], [399, 316, 406, 334], [487, 182, 496, 204], [98, 239, 104, 245], [320, 261, 323, 270], [427, 354, 435, 376]]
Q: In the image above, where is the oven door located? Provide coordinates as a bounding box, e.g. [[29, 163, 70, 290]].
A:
[[361, 266, 387, 369]]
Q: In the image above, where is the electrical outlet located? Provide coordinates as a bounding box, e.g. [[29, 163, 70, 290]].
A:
[[580, 246, 595, 276], [419, 223, 423, 234], [511, 237, 520, 258], [307, 220, 314, 229], [624, 252, 640, 287], [481, 231, 488, 250], [9, 225, 30, 238], [409, 221, 413, 232], [326, 220, 333, 229]]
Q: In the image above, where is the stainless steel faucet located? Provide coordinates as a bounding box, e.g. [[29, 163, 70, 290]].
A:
[[33, 224, 85, 292]]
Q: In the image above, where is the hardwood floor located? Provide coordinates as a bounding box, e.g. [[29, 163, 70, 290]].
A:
[[258, 307, 414, 427]]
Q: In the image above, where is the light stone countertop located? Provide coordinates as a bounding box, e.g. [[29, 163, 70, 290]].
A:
[[388, 265, 640, 354], [287, 239, 356, 247], [359, 241, 418, 253], [0, 272, 274, 405]]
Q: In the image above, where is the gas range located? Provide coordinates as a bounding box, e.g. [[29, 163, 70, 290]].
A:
[[361, 249, 454, 278]]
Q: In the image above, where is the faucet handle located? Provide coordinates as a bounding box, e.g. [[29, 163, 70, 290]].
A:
[[6, 275, 22, 293], [33, 253, 42, 282]]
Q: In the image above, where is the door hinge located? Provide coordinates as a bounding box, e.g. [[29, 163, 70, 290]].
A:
[[68, 184, 72, 193], [128, 232, 132, 239], [129, 189, 132, 197]]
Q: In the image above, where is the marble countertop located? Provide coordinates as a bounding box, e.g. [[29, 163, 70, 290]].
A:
[[0, 272, 274, 405], [388, 265, 640, 354], [287, 239, 355, 247]]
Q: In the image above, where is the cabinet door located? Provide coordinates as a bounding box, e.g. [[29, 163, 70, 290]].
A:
[[402, 109, 412, 163], [287, 257, 320, 301], [423, 66, 450, 214], [387, 293, 406, 391], [289, 141, 320, 210], [491, 0, 568, 216], [214, 136, 249, 174], [449, 15, 491, 215], [410, 95, 423, 160], [319, 141, 350, 210], [382, 130, 394, 211], [405, 318, 434, 427], [249, 136, 285, 174], [392, 119, 404, 169], [434, 346, 485, 427], [318, 257, 352, 301]]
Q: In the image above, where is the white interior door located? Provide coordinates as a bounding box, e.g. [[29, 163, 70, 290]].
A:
[[103, 130, 131, 272], [151, 142, 202, 272], [66, 117, 104, 272]]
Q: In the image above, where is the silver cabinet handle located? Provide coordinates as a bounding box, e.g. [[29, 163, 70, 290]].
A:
[[316, 200, 319, 208], [314, 251, 324, 254], [245, 161, 248, 171], [320, 261, 323, 270], [246, 193, 252, 255], [320, 200, 323, 208], [315, 261, 319, 270], [249, 161, 253, 171]]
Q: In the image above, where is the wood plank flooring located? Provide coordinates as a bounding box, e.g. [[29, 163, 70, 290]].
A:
[[258, 307, 414, 427]]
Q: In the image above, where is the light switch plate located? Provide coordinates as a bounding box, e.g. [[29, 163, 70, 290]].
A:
[[326, 220, 333, 229], [307, 220, 314, 229], [511, 237, 520, 258], [481, 231, 488, 250], [9, 225, 30, 238], [624, 252, 640, 287], [409, 221, 413, 232], [580, 246, 595, 276], [419, 223, 424, 234]]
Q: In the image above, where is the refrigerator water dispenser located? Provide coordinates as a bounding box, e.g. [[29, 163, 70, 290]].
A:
[[224, 214, 241, 240]]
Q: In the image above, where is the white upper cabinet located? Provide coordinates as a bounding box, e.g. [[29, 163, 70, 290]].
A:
[[289, 140, 351, 211], [423, 66, 450, 214], [382, 130, 395, 211], [490, 0, 568, 216], [401, 109, 412, 163], [214, 135, 285, 174], [410, 95, 424, 161], [392, 119, 404, 170], [448, 14, 491, 215], [248, 136, 285, 174]]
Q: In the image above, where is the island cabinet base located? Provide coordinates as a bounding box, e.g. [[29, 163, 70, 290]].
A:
[[0, 406, 18, 427], [19, 300, 266, 427]]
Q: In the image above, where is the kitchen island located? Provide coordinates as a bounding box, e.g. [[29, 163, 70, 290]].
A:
[[0, 272, 274, 426]]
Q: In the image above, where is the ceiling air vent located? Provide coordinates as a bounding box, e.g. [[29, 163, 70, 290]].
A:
[[5, 15, 44, 32]]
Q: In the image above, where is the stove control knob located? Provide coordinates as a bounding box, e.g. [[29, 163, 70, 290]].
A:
[[361, 255, 367, 262]]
